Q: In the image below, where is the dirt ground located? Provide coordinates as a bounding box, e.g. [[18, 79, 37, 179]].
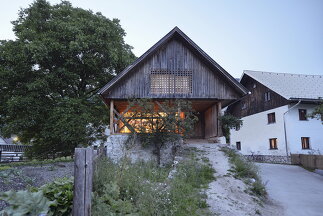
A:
[[0, 162, 73, 210], [184, 140, 284, 216]]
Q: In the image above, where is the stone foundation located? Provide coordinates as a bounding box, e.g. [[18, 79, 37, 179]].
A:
[[244, 155, 291, 164], [105, 134, 181, 165]]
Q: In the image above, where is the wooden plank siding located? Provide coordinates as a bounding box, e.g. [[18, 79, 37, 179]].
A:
[[227, 74, 288, 118], [103, 39, 240, 100], [204, 103, 220, 138]]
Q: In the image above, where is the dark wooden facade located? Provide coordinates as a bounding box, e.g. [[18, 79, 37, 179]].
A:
[[227, 74, 289, 118], [103, 39, 240, 100], [99, 27, 248, 138]]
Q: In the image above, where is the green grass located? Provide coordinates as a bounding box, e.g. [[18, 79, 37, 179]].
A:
[[92, 156, 215, 216], [0, 156, 73, 168], [221, 147, 267, 198], [0, 166, 11, 171]]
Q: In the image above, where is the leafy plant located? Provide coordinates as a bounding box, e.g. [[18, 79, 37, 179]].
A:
[[40, 177, 74, 216], [308, 101, 323, 124], [92, 156, 214, 216], [220, 113, 243, 143], [127, 99, 198, 165], [0, 190, 54, 216]]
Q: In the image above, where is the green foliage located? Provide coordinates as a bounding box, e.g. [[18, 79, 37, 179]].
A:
[[0, 190, 54, 216], [0, 166, 11, 171], [221, 147, 267, 197], [40, 177, 74, 216], [92, 157, 214, 216], [220, 113, 243, 143], [127, 99, 198, 164], [0, 0, 135, 158], [0, 177, 73, 216], [308, 102, 323, 124]]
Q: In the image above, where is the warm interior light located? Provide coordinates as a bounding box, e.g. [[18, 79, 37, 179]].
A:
[[118, 111, 184, 133], [13, 136, 19, 142]]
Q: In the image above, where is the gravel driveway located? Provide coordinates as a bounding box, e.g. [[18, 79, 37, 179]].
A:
[[257, 163, 323, 216], [185, 140, 282, 216]]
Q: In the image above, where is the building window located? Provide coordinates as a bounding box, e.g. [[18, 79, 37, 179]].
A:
[[236, 142, 241, 150], [298, 109, 307, 121], [267, 112, 276, 124], [264, 92, 271, 101], [150, 69, 192, 94], [301, 137, 310, 149], [269, 138, 278, 149]]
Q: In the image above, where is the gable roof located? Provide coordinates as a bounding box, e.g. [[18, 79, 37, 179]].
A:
[[243, 70, 323, 100], [98, 27, 248, 96]]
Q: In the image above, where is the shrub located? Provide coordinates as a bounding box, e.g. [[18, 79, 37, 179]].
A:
[[40, 177, 74, 216], [0, 190, 53, 216], [0, 177, 73, 216], [92, 157, 214, 215], [220, 113, 243, 143]]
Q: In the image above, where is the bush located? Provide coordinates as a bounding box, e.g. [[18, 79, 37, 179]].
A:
[[0, 177, 73, 216], [0, 190, 53, 216], [40, 177, 74, 216], [92, 157, 214, 215]]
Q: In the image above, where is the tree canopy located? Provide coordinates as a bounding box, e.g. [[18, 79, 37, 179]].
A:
[[0, 0, 135, 157]]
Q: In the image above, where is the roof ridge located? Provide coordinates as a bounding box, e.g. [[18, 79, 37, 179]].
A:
[[244, 70, 323, 77]]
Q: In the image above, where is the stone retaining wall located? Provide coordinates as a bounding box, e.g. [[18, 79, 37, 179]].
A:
[[244, 155, 291, 164], [105, 134, 181, 166]]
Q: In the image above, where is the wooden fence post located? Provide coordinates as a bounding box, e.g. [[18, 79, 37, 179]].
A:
[[72, 148, 93, 216]]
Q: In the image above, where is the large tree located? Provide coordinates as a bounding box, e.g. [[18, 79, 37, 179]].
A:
[[0, 0, 135, 157]]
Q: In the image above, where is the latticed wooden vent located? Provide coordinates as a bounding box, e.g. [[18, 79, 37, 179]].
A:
[[150, 69, 192, 94]]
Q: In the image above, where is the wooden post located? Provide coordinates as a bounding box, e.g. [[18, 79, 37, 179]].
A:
[[72, 148, 93, 216], [110, 100, 114, 134], [217, 102, 222, 137]]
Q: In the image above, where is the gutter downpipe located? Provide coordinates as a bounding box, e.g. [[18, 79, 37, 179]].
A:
[[283, 100, 301, 157]]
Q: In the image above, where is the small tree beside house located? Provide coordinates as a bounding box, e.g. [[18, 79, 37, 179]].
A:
[[126, 98, 197, 165]]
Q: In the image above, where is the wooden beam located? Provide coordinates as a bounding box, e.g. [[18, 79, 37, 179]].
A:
[[110, 100, 114, 134], [155, 101, 167, 112], [217, 101, 222, 137], [113, 108, 136, 133]]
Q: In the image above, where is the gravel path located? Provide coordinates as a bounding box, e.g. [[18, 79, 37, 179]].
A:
[[0, 162, 74, 210], [258, 163, 323, 216], [185, 139, 283, 216]]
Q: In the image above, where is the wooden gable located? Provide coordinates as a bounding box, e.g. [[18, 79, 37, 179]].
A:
[[99, 27, 247, 104], [227, 74, 289, 118]]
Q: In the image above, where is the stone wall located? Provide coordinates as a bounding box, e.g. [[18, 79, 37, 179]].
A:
[[105, 134, 181, 166], [244, 155, 291, 164]]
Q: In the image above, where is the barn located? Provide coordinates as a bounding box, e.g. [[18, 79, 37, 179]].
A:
[[98, 27, 247, 139]]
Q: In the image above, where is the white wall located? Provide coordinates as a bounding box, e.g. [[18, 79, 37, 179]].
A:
[[230, 105, 288, 156], [230, 103, 323, 156], [285, 103, 323, 154]]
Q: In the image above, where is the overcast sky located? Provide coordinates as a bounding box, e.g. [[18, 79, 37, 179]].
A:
[[1, 0, 322, 77]]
